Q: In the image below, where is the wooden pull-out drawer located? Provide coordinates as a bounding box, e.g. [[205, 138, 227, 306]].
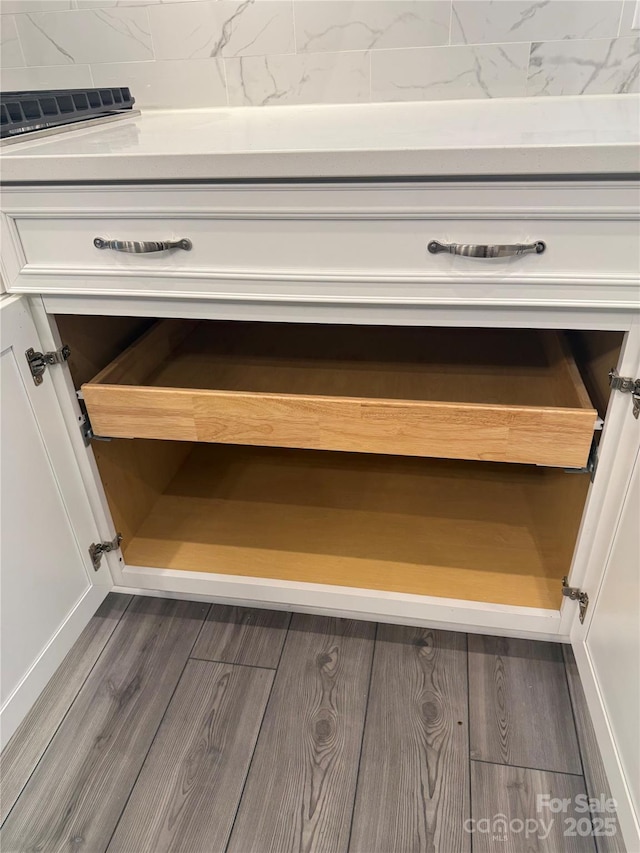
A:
[[81, 321, 597, 468]]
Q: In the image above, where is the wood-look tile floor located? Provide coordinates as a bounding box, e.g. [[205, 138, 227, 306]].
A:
[[1, 594, 626, 853]]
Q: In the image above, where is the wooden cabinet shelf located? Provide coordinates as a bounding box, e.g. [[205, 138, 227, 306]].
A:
[[120, 443, 589, 611], [82, 320, 597, 468]]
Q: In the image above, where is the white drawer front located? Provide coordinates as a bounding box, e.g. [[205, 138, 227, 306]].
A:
[[2, 182, 639, 309]]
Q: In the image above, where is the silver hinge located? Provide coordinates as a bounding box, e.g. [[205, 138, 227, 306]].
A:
[[25, 344, 71, 386], [562, 576, 589, 624], [609, 369, 640, 419], [89, 534, 122, 571]]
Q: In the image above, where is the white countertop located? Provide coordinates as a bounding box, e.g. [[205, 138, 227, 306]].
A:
[[1, 94, 639, 183]]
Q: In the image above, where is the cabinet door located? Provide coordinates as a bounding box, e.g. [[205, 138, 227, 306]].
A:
[[571, 363, 640, 850], [0, 295, 111, 748]]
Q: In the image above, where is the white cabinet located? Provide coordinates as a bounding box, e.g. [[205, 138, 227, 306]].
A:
[[571, 337, 640, 846], [0, 295, 110, 748], [0, 177, 638, 846], [586, 454, 640, 842], [2, 182, 638, 314]]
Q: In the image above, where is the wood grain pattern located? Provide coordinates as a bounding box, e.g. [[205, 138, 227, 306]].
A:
[[54, 315, 155, 389], [124, 444, 588, 610], [471, 761, 596, 853], [88, 323, 588, 405], [527, 461, 591, 579], [544, 328, 595, 412], [350, 626, 470, 853], [469, 636, 582, 775], [54, 315, 193, 547], [92, 439, 192, 545], [107, 660, 273, 853], [82, 322, 596, 468], [563, 647, 626, 853], [86, 318, 197, 387], [0, 597, 208, 853], [83, 386, 596, 468], [192, 605, 290, 668], [0, 594, 132, 825], [569, 331, 624, 418], [227, 614, 375, 853]]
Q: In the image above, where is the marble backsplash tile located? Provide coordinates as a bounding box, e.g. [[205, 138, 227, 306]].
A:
[[92, 56, 227, 106], [149, 0, 294, 60], [528, 36, 640, 95], [1, 1, 72, 12], [0, 61, 92, 88], [0, 15, 25, 67], [15, 5, 153, 65], [294, 1, 450, 52], [372, 42, 529, 101], [226, 50, 370, 106], [1, 0, 638, 106], [451, 0, 622, 44]]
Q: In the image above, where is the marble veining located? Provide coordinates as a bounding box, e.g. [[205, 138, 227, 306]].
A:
[[226, 51, 370, 106], [15, 6, 152, 65], [0, 15, 25, 68], [2, 0, 639, 108], [294, 1, 450, 53], [372, 43, 529, 102], [149, 0, 294, 61], [528, 36, 640, 96], [451, 0, 623, 45]]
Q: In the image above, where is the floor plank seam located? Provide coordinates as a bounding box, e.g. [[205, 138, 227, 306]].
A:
[[562, 652, 616, 853], [188, 656, 279, 671], [223, 611, 292, 853], [562, 654, 590, 782], [470, 757, 586, 778], [0, 594, 133, 830], [103, 602, 213, 852], [346, 622, 378, 853]]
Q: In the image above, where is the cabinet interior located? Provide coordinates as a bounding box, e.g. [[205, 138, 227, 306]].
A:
[[55, 314, 624, 611]]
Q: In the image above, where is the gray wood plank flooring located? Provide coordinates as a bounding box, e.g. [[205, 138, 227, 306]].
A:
[[108, 659, 274, 853], [0, 597, 208, 853], [564, 647, 626, 853], [468, 635, 583, 775], [227, 614, 375, 853], [350, 626, 469, 853], [0, 593, 132, 824], [1, 597, 626, 853], [192, 604, 290, 668], [471, 761, 595, 853]]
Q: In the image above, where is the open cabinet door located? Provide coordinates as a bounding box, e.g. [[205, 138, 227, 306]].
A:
[[0, 295, 112, 748], [570, 366, 640, 850]]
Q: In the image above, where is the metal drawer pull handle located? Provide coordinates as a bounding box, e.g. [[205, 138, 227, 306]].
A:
[[93, 237, 192, 253], [427, 240, 545, 258]]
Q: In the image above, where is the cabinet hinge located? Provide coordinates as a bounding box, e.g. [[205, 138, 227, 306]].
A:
[[562, 577, 589, 624], [89, 534, 122, 571], [609, 369, 640, 419], [25, 344, 70, 386]]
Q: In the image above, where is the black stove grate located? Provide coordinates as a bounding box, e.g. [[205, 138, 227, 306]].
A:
[[0, 87, 135, 138]]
